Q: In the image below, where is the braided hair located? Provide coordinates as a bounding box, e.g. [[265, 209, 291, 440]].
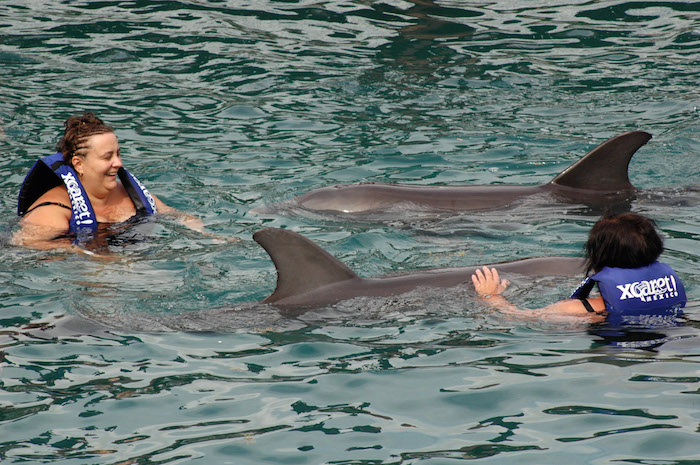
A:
[[56, 113, 114, 166]]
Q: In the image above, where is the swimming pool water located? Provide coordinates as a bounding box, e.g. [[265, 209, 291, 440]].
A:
[[0, 1, 698, 464]]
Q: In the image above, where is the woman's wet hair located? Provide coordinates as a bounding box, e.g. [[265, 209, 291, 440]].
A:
[[585, 213, 664, 274], [56, 112, 114, 165]]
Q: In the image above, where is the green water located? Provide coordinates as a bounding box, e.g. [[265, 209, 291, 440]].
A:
[[1, 1, 699, 464]]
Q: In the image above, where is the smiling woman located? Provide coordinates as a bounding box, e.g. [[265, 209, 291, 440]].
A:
[[15, 113, 203, 250]]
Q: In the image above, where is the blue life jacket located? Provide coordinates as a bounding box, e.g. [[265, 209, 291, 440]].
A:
[[18, 152, 157, 239], [570, 261, 686, 327]]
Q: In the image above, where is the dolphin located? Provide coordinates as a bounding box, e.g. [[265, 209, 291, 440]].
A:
[[294, 131, 652, 213], [253, 227, 586, 308]]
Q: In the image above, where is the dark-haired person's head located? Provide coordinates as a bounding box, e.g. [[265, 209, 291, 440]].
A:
[[585, 213, 664, 275], [56, 112, 114, 167]]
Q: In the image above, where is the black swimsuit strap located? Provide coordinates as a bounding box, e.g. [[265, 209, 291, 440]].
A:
[[23, 201, 71, 216], [579, 298, 595, 313]]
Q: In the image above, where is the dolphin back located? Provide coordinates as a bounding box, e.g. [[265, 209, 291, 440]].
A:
[[253, 228, 359, 303], [550, 131, 651, 191]]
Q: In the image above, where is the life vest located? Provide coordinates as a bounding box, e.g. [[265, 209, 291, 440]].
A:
[[18, 152, 157, 239], [571, 261, 686, 327]]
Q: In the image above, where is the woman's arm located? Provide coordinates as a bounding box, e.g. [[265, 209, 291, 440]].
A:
[[153, 195, 204, 232], [152, 194, 240, 242], [13, 220, 72, 249], [471, 266, 606, 318], [14, 188, 73, 250], [14, 205, 107, 258]]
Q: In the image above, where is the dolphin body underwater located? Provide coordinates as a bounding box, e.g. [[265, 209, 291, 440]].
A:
[[294, 131, 652, 214], [10, 227, 586, 337], [253, 227, 585, 308]]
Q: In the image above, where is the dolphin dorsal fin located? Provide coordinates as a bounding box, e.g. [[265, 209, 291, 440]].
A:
[[253, 228, 359, 303], [550, 131, 651, 191]]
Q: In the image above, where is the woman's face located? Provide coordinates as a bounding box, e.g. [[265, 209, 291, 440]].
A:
[[72, 132, 123, 196]]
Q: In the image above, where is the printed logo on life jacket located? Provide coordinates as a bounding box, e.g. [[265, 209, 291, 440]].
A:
[[617, 275, 679, 302], [60, 172, 94, 226], [130, 174, 158, 214]]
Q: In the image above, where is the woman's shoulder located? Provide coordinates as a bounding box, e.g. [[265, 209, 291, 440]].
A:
[[33, 185, 71, 207], [22, 186, 72, 225]]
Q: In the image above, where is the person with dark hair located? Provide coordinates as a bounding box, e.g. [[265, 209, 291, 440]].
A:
[[471, 213, 687, 324], [15, 112, 203, 249]]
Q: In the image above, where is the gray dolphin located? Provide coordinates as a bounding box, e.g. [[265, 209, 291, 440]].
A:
[[254, 227, 585, 308], [295, 131, 652, 213]]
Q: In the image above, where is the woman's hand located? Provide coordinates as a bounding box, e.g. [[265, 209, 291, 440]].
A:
[[471, 266, 509, 298], [154, 198, 241, 243]]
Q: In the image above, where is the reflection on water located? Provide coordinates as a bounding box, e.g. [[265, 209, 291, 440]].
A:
[[0, 1, 698, 464]]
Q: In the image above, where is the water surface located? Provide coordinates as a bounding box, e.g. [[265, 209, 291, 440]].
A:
[[1, 1, 699, 464]]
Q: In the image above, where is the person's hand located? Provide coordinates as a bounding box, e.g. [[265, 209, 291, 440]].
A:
[[200, 231, 242, 244], [471, 266, 509, 298], [181, 216, 205, 233]]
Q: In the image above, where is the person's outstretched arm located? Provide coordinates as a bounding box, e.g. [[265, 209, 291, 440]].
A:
[[471, 266, 606, 319]]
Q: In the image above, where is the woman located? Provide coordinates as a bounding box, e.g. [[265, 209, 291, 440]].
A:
[[15, 112, 203, 250], [472, 213, 687, 325]]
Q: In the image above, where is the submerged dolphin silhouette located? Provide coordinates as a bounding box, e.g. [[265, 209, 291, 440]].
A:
[[295, 131, 652, 213], [253, 228, 585, 308]]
